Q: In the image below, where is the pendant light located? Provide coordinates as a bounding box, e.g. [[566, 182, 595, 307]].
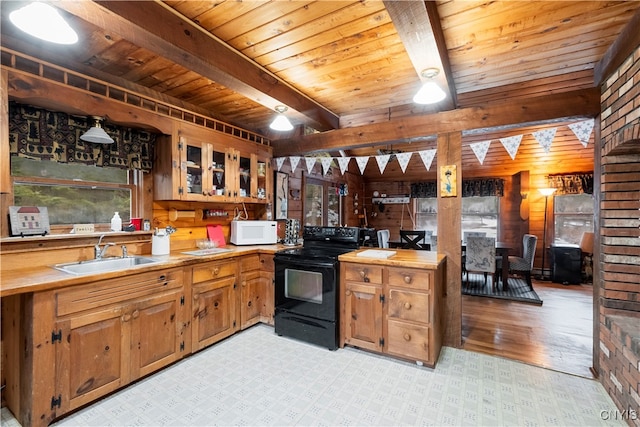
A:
[[80, 117, 114, 144], [9, 2, 78, 45], [269, 105, 294, 131], [413, 68, 446, 104]]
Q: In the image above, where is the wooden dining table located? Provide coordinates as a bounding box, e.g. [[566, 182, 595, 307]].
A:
[[462, 241, 511, 290]]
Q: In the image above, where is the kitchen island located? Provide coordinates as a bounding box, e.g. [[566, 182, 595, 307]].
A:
[[339, 248, 446, 367]]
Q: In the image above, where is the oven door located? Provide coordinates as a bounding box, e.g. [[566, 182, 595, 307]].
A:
[[274, 255, 337, 321]]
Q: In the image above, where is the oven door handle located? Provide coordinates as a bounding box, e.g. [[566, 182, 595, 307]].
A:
[[276, 258, 336, 269]]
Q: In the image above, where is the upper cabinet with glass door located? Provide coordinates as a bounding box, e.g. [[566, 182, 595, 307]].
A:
[[154, 122, 271, 203]]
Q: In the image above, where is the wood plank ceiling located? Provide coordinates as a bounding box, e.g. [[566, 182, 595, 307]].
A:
[[1, 0, 639, 178]]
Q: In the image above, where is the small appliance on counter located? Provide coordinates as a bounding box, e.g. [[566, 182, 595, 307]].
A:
[[230, 220, 278, 245]]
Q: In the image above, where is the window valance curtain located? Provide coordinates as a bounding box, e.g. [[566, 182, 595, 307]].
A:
[[411, 178, 504, 198], [547, 172, 593, 195], [8, 102, 155, 172]]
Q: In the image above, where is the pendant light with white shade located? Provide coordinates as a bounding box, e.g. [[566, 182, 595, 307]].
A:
[[413, 68, 447, 105], [9, 2, 78, 45], [269, 105, 294, 131], [80, 117, 114, 144]]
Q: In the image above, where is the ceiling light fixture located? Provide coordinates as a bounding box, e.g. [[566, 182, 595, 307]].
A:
[[413, 68, 446, 104], [80, 117, 114, 144], [269, 105, 294, 131], [9, 2, 79, 45]]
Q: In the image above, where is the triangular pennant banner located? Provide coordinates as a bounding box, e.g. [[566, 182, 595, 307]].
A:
[[304, 157, 317, 174], [336, 157, 351, 175], [375, 154, 391, 174], [568, 119, 595, 148], [275, 157, 286, 171], [500, 135, 523, 160], [532, 128, 557, 153], [289, 156, 301, 174], [470, 140, 491, 165], [355, 156, 369, 175], [320, 157, 333, 176], [418, 149, 437, 171], [395, 152, 412, 173]]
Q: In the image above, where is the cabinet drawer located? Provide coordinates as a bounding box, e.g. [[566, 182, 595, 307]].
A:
[[387, 289, 430, 323], [343, 263, 383, 284], [259, 254, 274, 272], [387, 267, 432, 290], [239, 255, 260, 271], [386, 319, 431, 363], [56, 268, 183, 317], [192, 261, 237, 283]]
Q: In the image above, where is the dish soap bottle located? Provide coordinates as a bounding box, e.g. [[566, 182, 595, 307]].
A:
[[110, 212, 122, 232]]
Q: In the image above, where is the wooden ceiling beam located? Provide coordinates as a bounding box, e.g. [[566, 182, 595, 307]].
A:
[[55, 0, 339, 131], [383, 0, 456, 110], [272, 87, 599, 157]]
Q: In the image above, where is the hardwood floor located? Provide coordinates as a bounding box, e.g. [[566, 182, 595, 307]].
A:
[[462, 278, 594, 378]]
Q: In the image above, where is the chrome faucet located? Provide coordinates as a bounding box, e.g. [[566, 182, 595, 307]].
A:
[[95, 234, 115, 260]]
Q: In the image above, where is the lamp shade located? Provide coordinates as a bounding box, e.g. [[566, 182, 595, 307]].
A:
[[270, 106, 294, 131], [80, 117, 114, 144], [9, 2, 78, 45], [579, 232, 594, 254], [413, 81, 446, 104], [538, 187, 557, 196]]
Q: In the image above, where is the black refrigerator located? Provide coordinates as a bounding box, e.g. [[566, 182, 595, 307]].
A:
[[551, 244, 582, 285]]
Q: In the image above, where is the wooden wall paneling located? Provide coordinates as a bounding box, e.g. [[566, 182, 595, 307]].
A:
[[437, 132, 462, 348]]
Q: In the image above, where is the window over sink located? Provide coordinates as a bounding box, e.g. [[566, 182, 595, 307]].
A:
[[11, 156, 138, 226]]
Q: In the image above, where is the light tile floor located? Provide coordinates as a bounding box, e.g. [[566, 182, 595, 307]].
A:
[[2, 324, 624, 426]]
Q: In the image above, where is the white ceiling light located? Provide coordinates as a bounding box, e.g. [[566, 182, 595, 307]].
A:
[[9, 2, 78, 45], [80, 117, 114, 144], [413, 68, 446, 104], [269, 105, 294, 131]]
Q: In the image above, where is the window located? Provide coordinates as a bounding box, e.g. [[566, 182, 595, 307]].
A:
[[415, 196, 499, 239], [11, 157, 137, 226], [554, 194, 594, 245]]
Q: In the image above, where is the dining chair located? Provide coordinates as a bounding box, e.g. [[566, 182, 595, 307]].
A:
[[462, 231, 487, 277], [399, 230, 426, 249], [497, 234, 537, 290], [464, 236, 497, 290], [377, 229, 390, 248]]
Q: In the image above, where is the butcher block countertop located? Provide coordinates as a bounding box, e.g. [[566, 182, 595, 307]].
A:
[[339, 248, 446, 269], [0, 244, 287, 297]]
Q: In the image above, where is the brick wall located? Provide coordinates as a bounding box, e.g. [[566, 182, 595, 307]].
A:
[[599, 44, 640, 426]]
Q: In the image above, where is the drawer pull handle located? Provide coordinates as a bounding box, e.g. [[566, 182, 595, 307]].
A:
[[212, 267, 220, 276], [403, 275, 412, 284], [193, 293, 199, 300], [404, 302, 412, 310], [159, 275, 166, 282], [132, 310, 139, 319], [345, 290, 352, 296], [403, 333, 411, 341], [122, 313, 131, 322]]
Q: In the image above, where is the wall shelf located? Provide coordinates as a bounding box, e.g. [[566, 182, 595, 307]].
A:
[[372, 197, 410, 204]]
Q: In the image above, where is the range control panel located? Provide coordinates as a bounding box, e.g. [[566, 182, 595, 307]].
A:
[[302, 226, 359, 243]]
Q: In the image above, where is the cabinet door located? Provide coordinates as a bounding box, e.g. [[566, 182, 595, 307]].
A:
[[180, 135, 209, 201], [235, 150, 253, 201], [56, 305, 129, 413], [240, 269, 262, 329], [207, 144, 232, 200], [192, 275, 238, 351], [343, 282, 383, 351], [131, 288, 186, 379]]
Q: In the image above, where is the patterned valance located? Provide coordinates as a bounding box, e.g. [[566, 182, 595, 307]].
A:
[[8, 102, 155, 172], [411, 178, 504, 198], [547, 172, 593, 195]]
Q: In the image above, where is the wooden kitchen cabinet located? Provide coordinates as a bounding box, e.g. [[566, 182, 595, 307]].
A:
[[154, 122, 272, 203], [340, 255, 444, 367], [238, 254, 275, 329], [191, 260, 239, 351]]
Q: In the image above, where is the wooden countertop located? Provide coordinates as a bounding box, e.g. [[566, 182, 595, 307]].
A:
[[339, 248, 446, 269], [0, 244, 289, 298]]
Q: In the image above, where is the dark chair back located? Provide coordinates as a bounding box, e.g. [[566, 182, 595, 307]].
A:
[[400, 230, 426, 249]]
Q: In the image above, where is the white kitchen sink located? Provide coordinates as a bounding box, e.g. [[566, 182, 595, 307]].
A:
[[54, 256, 162, 275]]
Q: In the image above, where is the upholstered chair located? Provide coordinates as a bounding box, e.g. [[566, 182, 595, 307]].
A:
[[464, 236, 497, 290], [377, 229, 390, 248], [497, 234, 538, 290], [462, 231, 487, 277]]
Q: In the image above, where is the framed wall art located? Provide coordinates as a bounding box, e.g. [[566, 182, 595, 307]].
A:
[[440, 165, 457, 197], [275, 171, 289, 219]]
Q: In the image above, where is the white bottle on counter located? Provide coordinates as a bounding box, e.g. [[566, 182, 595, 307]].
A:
[[110, 212, 122, 232]]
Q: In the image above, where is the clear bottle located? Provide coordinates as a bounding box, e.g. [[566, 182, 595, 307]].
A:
[[110, 212, 122, 232]]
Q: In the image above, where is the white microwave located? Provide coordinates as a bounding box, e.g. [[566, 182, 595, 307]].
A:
[[230, 220, 278, 245]]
